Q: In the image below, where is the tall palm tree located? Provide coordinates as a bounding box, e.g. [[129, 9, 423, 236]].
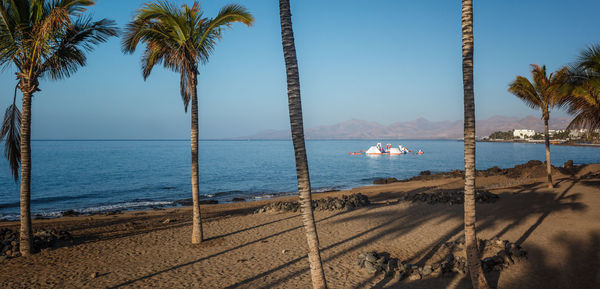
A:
[[508, 64, 568, 189], [0, 0, 117, 256], [564, 45, 600, 135], [122, 1, 253, 244], [278, 0, 326, 288], [461, 1, 490, 288]]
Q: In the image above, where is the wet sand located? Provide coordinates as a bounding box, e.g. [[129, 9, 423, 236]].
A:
[[0, 164, 599, 288]]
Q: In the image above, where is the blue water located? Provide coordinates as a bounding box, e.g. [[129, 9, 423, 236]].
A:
[[0, 140, 599, 219]]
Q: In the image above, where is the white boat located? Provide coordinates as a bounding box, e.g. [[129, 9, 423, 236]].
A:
[[388, 147, 403, 155], [361, 142, 419, 155], [365, 146, 384, 154]]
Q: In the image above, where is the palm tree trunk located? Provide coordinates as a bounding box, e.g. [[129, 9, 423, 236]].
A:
[[461, 1, 490, 288], [19, 91, 33, 256], [279, 1, 327, 288], [544, 118, 553, 188], [190, 71, 203, 244]]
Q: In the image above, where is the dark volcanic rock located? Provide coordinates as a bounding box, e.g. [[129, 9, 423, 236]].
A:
[[199, 200, 218, 205], [357, 251, 395, 276], [255, 193, 370, 214], [403, 160, 564, 182], [174, 198, 193, 206], [61, 210, 80, 217], [373, 178, 399, 185], [176, 198, 219, 206], [358, 239, 527, 281], [398, 189, 498, 205], [0, 228, 73, 258]]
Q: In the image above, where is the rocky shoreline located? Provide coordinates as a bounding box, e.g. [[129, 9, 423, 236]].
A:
[[2, 160, 588, 223], [254, 193, 370, 213], [0, 228, 72, 259], [373, 159, 586, 185], [357, 238, 528, 280]]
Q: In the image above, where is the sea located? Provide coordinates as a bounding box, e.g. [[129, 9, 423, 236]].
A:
[[1, 140, 599, 220]]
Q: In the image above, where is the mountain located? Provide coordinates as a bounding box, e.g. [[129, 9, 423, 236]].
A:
[[240, 115, 572, 140]]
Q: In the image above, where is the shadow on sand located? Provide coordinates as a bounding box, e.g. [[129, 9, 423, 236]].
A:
[[100, 175, 592, 288]]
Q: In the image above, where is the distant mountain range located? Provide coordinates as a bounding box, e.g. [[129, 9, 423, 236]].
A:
[[239, 115, 572, 140]]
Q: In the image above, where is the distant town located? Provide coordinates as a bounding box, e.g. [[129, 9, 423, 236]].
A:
[[482, 128, 600, 144]]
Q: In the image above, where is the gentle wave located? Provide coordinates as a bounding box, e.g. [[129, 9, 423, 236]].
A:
[[0, 193, 99, 209], [0, 200, 175, 221]]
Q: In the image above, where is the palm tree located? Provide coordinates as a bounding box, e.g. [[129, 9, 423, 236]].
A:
[[564, 45, 600, 135], [508, 64, 568, 188], [278, 0, 326, 288], [461, 1, 491, 288], [0, 0, 117, 256], [122, 1, 253, 244]]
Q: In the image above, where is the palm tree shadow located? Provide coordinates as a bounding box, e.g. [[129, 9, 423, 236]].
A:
[[492, 177, 585, 243], [104, 178, 589, 288], [41, 203, 271, 251], [498, 232, 600, 289], [107, 210, 349, 288]]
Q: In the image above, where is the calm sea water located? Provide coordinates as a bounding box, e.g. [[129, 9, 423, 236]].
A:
[[0, 140, 599, 219]]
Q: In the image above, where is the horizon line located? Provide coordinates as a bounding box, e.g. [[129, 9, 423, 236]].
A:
[[27, 138, 463, 141]]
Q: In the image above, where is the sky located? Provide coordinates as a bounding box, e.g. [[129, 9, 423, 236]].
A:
[[1, 0, 599, 139]]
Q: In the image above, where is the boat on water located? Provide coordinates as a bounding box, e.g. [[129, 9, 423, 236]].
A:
[[364, 143, 413, 155]]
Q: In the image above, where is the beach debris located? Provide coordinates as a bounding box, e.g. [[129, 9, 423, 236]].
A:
[[356, 239, 527, 280], [254, 193, 370, 214], [282, 249, 288, 254], [397, 189, 498, 205], [0, 228, 73, 258], [90, 272, 98, 278], [162, 218, 173, 224]]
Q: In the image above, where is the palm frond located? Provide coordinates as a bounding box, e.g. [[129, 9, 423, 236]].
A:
[[576, 44, 600, 75], [196, 3, 253, 64], [0, 85, 21, 182], [508, 76, 542, 109], [49, 0, 95, 15], [122, 1, 253, 111], [40, 16, 117, 80], [509, 64, 569, 118]]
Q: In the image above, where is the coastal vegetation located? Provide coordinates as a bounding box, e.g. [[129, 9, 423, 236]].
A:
[[487, 129, 572, 141], [508, 65, 569, 189], [0, 0, 117, 255], [488, 130, 514, 140], [278, 0, 327, 287], [122, 0, 253, 244], [460, 1, 491, 288]]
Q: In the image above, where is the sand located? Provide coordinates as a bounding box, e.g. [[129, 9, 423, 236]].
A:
[[1, 164, 599, 288]]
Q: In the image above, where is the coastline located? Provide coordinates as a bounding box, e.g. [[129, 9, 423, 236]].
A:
[[480, 139, 600, 147], [0, 162, 599, 288], [1, 159, 595, 222]]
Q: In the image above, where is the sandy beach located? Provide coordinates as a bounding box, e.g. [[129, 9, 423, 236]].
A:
[[1, 163, 599, 289]]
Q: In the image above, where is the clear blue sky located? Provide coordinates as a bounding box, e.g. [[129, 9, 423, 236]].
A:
[[1, 0, 599, 139]]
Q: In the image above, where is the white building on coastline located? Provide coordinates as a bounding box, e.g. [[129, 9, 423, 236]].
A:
[[570, 128, 600, 138], [548, 129, 564, 136], [513, 129, 535, 139]]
